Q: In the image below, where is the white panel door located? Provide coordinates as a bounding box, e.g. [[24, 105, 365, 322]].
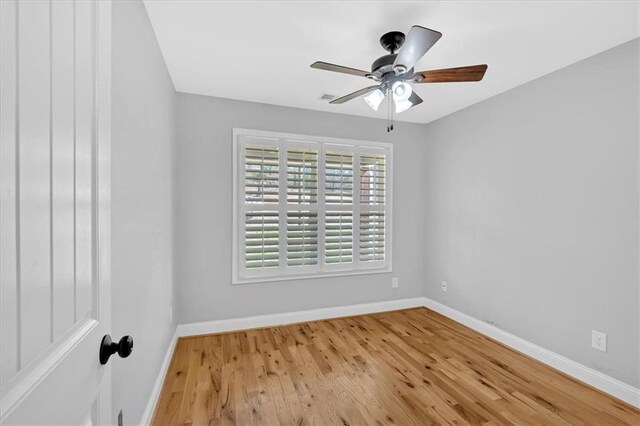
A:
[[0, 0, 112, 424]]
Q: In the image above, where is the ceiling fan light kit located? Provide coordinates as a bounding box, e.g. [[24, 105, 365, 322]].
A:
[[311, 25, 488, 131], [364, 88, 385, 111], [392, 81, 412, 102]]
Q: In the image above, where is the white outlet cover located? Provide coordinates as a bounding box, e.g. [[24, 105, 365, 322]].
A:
[[392, 277, 399, 288], [591, 330, 607, 352], [441, 281, 447, 292]]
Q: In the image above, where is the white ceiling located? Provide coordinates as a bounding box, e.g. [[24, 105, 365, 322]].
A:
[[143, 1, 639, 124]]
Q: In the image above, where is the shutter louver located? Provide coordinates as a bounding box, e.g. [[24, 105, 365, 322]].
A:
[[287, 148, 318, 204], [359, 212, 385, 262], [245, 212, 279, 269], [286, 212, 318, 266], [245, 145, 279, 203], [325, 212, 353, 264], [360, 154, 386, 205], [325, 152, 353, 204]]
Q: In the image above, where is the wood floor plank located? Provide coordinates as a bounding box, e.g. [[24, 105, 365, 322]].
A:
[[152, 308, 639, 425]]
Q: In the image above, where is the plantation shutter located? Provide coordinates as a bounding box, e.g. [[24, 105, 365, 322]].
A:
[[324, 149, 355, 270], [324, 212, 353, 264], [359, 153, 386, 205], [245, 212, 279, 269], [234, 130, 392, 283], [286, 212, 318, 266], [287, 148, 318, 204], [358, 151, 387, 265], [325, 151, 353, 205], [244, 145, 279, 204], [285, 145, 319, 271], [240, 138, 281, 279], [359, 212, 385, 262]]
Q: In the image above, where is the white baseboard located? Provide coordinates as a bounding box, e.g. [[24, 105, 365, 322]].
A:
[[175, 297, 426, 337], [141, 296, 639, 424], [422, 297, 640, 408], [139, 326, 178, 426]]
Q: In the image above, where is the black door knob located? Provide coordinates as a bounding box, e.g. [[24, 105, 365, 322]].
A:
[[99, 334, 134, 365]]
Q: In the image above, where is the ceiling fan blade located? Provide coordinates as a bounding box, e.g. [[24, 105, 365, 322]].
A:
[[408, 92, 423, 108], [310, 61, 369, 78], [330, 85, 380, 104], [414, 64, 488, 83], [393, 25, 442, 71]]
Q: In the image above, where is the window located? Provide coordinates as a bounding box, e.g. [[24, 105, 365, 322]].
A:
[[233, 129, 392, 283]]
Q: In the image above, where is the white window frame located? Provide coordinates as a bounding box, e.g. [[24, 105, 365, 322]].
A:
[[232, 128, 393, 284]]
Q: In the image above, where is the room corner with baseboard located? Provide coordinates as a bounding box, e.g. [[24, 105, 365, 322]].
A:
[[0, 0, 638, 424]]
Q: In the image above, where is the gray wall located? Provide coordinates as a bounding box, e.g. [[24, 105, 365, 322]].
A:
[[112, 1, 176, 424], [423, 39, 639, 387], [175, 94, 426, 323]]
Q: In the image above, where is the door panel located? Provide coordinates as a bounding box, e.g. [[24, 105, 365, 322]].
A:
[[51, 0, 76, 340], [74, 0, 95, 322], [0, 0, 19, 386], [3, 320, 103, 424], [0, 0, 112, 423], [17, 0, 52, 369]]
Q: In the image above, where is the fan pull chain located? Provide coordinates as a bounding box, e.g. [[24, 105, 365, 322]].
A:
[[387, 89, 394, 132], [390, 95, 394, 131], [386, 89, 390, 132], [386, 89, 394, 132]]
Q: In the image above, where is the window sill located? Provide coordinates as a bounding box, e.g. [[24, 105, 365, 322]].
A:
[[232, 266, 392, 285]]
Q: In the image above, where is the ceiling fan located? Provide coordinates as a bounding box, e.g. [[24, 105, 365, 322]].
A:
[[311, 26, 488, 131]]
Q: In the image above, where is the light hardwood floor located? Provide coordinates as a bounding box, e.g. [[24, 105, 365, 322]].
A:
[[152, 308, 639, 425]]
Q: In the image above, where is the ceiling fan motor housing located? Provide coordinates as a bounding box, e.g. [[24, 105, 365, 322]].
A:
[[371, 53, 396, 73], [369, 53, 414, 85]]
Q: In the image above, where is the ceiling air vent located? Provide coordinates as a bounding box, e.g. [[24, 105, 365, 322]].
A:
[[319, 94, 336, 101]]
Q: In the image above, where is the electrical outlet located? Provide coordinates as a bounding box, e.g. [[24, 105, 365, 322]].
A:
[[441, 281, 447, 292], [118, 410, 123, 426], [392, 277, 399, 288], [591, 330, 607, 352]]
